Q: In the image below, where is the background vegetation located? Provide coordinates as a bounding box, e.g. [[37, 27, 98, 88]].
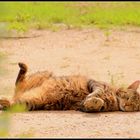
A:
[[0, 2, 140, 33]]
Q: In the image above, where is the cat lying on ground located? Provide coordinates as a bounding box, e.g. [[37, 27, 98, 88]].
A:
[[0, 62, 139, 112]]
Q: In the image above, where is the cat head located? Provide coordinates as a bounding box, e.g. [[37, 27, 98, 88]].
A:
[[116, 80, 140, 112]]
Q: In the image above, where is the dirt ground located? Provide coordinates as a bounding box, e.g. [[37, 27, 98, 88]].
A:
[[0, 27, 140, 138]]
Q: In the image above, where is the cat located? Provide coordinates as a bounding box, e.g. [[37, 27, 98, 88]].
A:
[[0, 62, 139, 113]]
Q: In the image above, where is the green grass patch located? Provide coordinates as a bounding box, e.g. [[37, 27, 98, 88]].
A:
[[0, 103, 29, 138], [107, 71, 125, 87], [7, 103, 28, 113], [0, 2, 140, 32], [0, 112, 11, 137]]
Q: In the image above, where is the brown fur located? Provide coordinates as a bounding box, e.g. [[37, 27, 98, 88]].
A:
[[14, 63, 53, 100], [6, 63, 90, 111], [0, 63, 140, 113], [80, 80, 140, 112]]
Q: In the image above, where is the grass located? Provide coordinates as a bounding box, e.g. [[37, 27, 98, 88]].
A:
[[0, 103, 30, 138], [104, 30, 112, 42], [0, 2, 140, 33], [0, 112, 11, 137], [107, 70, 125, 87]]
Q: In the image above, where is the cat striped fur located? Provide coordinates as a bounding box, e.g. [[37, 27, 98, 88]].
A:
[[0, 62, 140, 113]]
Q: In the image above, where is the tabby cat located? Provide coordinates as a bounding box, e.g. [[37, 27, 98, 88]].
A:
[[0, 62, 139, 112]]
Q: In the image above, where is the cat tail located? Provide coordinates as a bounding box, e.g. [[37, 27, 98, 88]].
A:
[[15, 62, 28, 86]]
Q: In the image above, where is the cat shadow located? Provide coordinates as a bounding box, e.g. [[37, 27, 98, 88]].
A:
[[80, 111, 139, 118], [81, 111, 102, 118], [24, 110, 102, 118], [20, 110, 140, 117]]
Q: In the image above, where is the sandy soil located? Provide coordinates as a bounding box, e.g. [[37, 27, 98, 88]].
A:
[[0, 27, 140, 138]]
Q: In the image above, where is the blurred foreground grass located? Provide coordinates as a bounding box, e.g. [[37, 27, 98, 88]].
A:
[[0, 2, 140, 33], [0, 104, 33, 138], [0, 112, 11, 137]]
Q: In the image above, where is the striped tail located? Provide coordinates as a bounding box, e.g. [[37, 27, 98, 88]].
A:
[[15, 62, 28, 86]]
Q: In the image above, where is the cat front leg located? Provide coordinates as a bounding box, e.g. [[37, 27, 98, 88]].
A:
[[80, 96, 104, 112], [79, 89, 104, 112]]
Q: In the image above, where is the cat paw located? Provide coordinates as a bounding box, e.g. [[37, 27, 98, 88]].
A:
[[0, 99, 10, 110], [80, 97, 104, 112]]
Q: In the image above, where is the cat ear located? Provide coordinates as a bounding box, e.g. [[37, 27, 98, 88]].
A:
[[127, 80, 140, 91]]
